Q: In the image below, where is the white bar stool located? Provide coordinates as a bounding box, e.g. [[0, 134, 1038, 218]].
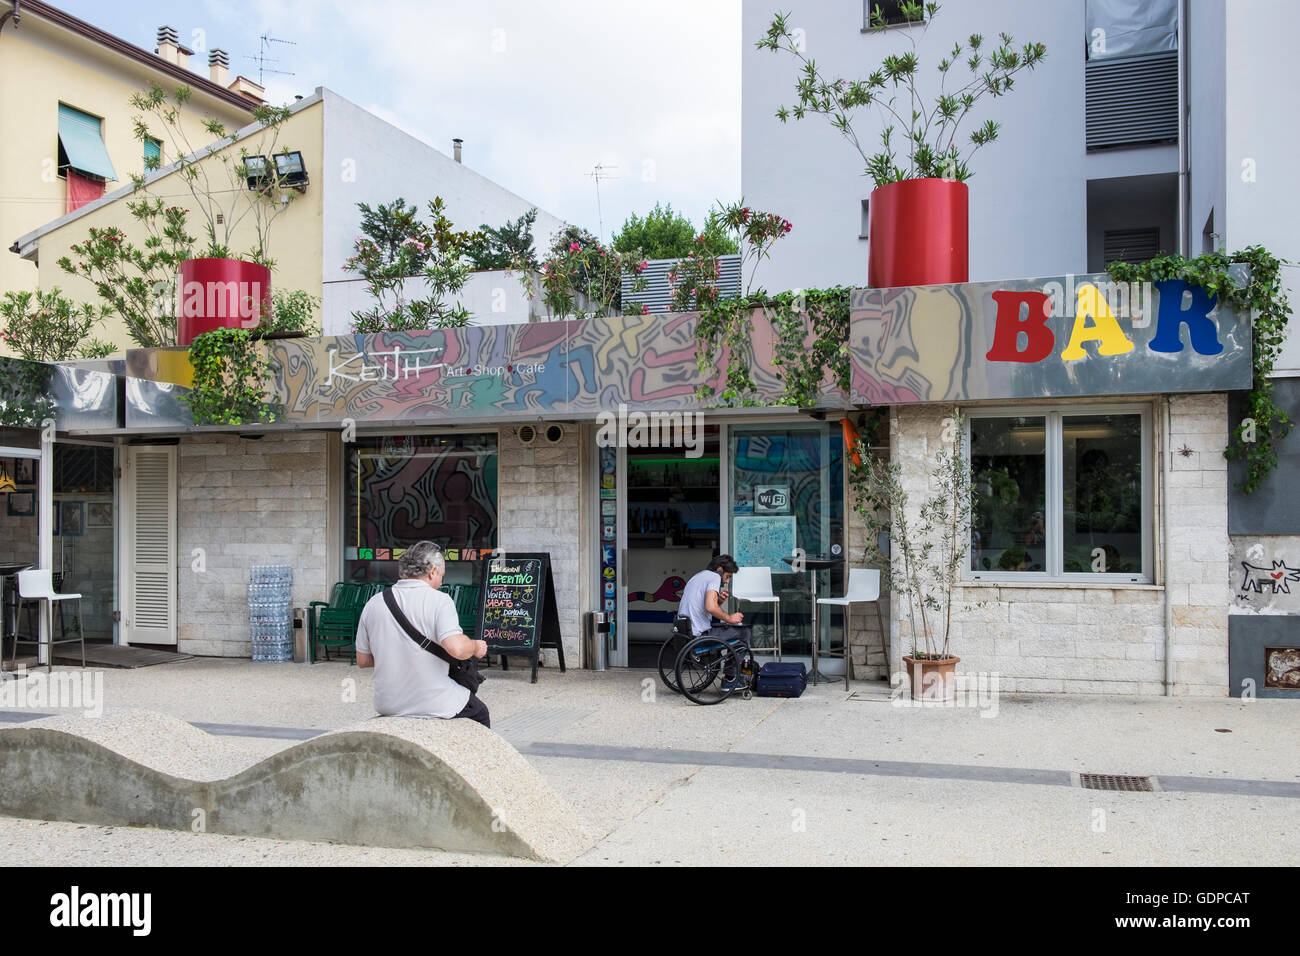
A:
[[731, 566, 781, 660], [816, 568, 886, 690], [13, 569, 85, 672]]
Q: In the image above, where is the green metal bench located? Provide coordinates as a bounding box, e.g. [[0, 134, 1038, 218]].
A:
[[451, 584, 480, 642], [308, 582, 380, 663]]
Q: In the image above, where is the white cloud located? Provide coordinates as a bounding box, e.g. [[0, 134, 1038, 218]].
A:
[[185, 0, 741, 239]]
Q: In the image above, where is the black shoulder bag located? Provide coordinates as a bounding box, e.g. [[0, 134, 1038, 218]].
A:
[[382, 588, 484, 694]]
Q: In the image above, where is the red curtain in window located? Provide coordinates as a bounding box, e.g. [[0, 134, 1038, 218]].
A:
[[65, 170, 104, 214]]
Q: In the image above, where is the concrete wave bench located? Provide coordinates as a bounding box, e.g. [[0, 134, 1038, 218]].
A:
[[0, 710, 591, 863]]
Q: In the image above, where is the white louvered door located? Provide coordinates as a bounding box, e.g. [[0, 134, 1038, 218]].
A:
[[125, 446, 177, 645]]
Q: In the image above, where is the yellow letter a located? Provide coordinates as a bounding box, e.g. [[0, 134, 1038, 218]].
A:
[[1061, 284, 1135, 361]]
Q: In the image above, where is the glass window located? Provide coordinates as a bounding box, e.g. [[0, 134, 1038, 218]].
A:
[[970, 416, 1047, 574], [1062, 414, 1143, 574], [730, 423, 844, 657], [344, 433, 497, 584], [968, 408, 1149, 581], [864, 1, 926, 28]]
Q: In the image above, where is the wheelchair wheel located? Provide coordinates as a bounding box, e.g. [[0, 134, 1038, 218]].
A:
[[657, 632, 690, 694], [675, 636, 738, 706]]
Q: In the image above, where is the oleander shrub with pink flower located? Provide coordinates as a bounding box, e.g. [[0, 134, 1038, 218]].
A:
[[345, 197, 481, 332], [535, 225, 649, 320], [669, 199, 791, 312]]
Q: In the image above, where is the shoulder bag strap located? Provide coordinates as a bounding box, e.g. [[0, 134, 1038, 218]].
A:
[[382, 587, 458, 667]]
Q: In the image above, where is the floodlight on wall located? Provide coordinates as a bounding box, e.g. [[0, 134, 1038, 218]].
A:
[[244, 154, 271, 191], [274, 151, 309, 190]]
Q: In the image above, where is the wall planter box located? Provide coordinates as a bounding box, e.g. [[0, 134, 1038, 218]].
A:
[[868, 179, 969, 288], [177, 258, 272, 346]]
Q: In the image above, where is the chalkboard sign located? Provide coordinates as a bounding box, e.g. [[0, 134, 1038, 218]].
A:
[[475, 552, 566, 683]]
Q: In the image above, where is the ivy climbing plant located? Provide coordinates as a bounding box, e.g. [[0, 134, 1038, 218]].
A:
[[1107, 246, 1292, 493], [181, 328, 279, 426], [694, 287, 851, 407]]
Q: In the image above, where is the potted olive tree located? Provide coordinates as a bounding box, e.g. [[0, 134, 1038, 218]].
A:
[[852, 409, 976, 700], [759, 2, 1046, 287], [128, 84, 301, 344]]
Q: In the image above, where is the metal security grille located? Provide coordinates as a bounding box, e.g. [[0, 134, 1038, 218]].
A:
[[621, 254, 741, 315], [1085, 51, 1178, 150], [1103, 227, 1161, 266], [1079, 773, 1154, 792]]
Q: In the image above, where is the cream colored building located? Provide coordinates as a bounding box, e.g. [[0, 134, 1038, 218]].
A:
[[0, 0, 262, 350], [16, 85, 569, 355], [19, 93, 324, 354]]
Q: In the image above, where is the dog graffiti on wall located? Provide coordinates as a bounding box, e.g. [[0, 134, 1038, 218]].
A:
[[1239, 560, 1300, 595]]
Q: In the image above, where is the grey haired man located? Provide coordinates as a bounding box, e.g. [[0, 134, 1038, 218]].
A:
[[355, 540, 491, 727]]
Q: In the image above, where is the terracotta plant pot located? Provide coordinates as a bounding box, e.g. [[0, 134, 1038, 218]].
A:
[[177, 258, 272, 346], [902, 654, 961, 702], [867, 178, 969, 288]]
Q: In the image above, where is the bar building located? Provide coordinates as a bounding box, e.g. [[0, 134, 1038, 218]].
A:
[[2, 0, 1297, 698]]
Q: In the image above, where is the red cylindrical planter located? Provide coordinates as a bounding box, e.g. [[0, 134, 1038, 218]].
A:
[[176, 258, 272, 346], [867, 178, 969, 288]]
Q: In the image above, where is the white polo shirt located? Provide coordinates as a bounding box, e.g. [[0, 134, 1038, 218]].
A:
[[355, 579, 471, 718]]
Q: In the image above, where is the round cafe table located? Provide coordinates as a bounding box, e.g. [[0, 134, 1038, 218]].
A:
[[782, 555, 843, 685]]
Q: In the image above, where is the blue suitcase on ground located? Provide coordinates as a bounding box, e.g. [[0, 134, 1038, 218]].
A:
[[755, 662, 807, 698]]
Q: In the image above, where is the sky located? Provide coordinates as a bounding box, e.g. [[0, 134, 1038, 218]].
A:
[[55, 0, 742, 245]]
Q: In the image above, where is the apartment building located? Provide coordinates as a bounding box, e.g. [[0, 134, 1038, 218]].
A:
[[0, 1, 263, 312]]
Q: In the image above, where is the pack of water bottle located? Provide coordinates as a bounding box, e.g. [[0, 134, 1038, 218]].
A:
[[249, 564, 293, 662]]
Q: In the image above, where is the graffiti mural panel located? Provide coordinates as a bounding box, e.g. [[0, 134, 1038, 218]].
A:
[[851, 271, 1253, 404]]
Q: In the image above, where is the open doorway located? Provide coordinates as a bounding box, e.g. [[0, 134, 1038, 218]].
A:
[[1, 439, 117, 666], [623, 428, 721, 667]]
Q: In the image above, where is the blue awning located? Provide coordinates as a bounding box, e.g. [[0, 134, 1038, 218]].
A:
[[58, 104, 117, 181]]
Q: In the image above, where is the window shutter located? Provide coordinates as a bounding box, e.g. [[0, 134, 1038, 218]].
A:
[[57, 104, 118, 181], [1085, 52, 1179, 150], [1103, 227, 1161, 266], [127, 447, 176, 644]]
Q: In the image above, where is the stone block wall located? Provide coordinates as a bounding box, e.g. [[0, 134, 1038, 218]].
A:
[[176, 435, 329, 657], [496, 426, 584, 666], [889, 397, 1230, 696], [844, 433, 891, 680], [1163, 393, 1231, 695]]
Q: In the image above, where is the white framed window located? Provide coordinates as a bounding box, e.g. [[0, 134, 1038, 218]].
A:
[[863, 1, 927, 30], [965, 404, 1152, 583]]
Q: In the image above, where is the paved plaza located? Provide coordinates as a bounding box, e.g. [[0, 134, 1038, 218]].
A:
[[0, 659, 1295, 865]]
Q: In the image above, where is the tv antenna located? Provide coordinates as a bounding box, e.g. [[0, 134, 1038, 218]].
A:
[[246, 33, 296, 86], [589, 163, 620, 243]]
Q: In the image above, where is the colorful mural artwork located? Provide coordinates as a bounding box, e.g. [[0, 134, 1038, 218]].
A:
[[345, 434, 497, 582], [98, 270, 1255, 431], [629, 576, 687, 604], [121, 310, 845, 429], [850, 271, 1253, 405]]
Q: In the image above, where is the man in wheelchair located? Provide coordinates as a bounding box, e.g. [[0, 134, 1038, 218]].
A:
[[675, 554, 752, 690]]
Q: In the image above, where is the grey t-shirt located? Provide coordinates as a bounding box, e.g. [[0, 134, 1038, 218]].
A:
[[678, 569, 722, 636], [355, 579, 471, 718]]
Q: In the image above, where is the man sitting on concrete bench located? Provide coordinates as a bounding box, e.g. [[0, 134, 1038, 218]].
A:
[[355, 540, 490, 727]]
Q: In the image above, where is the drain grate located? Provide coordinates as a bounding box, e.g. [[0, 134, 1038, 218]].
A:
[[1079, 773, 1154, 792]]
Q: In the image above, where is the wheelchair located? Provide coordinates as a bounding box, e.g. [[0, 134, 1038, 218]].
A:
[[659, 619, 757, 705]]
